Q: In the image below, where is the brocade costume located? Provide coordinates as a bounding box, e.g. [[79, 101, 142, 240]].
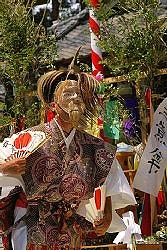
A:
[[22, 119, 115, 249]]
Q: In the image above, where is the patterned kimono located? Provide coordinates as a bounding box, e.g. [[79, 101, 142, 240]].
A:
[[21, 119, 116, 250]]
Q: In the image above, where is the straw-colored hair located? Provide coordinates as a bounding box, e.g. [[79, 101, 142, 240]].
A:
[[37, 69, 100, 128]]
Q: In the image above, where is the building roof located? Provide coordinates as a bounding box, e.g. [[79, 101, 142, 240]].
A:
[[51, 8, 91, 64], [56, 22, 91, 61], [52, 6, 167, 64]]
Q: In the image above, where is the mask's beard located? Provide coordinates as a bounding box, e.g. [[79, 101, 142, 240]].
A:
[[56, 100, 85, 128], [68, 102, 85, 128], [69, 110, 80, 127]]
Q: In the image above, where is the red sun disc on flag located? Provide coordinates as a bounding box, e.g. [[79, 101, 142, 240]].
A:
[[14, 132, 32, 149]]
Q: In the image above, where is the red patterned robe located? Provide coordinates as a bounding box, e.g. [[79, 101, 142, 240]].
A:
[[0, 188, 18, 250], [19, 119, 115, 249]]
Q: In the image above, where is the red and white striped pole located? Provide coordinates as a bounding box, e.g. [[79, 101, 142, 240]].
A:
[[89, 0, 109, 141], [89, 0, 104, 77]]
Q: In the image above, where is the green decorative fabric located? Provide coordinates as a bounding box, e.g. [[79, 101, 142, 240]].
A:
[[103, 99, 120, 140]]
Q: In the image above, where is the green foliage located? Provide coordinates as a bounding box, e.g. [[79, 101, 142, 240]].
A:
[[84, 0, 167, 144], [145, 226, 167, 242], [87, 0, 167, 83], [0, 0, 57, 130]]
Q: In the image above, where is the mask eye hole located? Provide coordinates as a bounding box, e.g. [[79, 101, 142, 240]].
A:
[[63, 92, 71, 98]]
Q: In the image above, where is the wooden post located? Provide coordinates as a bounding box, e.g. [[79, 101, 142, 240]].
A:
[[51, 0, 60, 21]]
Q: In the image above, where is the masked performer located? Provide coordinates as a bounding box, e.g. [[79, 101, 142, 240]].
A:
[[0, 69, 136, 250]]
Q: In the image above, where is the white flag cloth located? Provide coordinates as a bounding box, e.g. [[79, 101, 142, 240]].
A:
[[11, 206, 27, 250], [133, 97, 167, 197], [77, 158, 136, 233], [113, 211, 143, 249], [0, 173, 25, 199]]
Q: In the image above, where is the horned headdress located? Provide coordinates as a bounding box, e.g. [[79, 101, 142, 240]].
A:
[[37, 48, 100, 129]]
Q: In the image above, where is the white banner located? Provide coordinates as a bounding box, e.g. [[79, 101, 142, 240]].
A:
[[133, 98, 167, 197]]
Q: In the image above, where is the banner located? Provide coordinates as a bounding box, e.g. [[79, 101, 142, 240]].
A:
[[133, 98, 167, 197]]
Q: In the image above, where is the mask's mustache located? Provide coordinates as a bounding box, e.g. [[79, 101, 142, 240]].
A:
[[69, 101, 85, 113]]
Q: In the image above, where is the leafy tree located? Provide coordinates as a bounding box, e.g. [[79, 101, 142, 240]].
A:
[[0, 0, 57, 130], [88, 0, 167, 80], [85, 0, 167, 142]]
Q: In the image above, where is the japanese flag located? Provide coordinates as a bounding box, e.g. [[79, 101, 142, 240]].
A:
[[133, 98, 167, 196]]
